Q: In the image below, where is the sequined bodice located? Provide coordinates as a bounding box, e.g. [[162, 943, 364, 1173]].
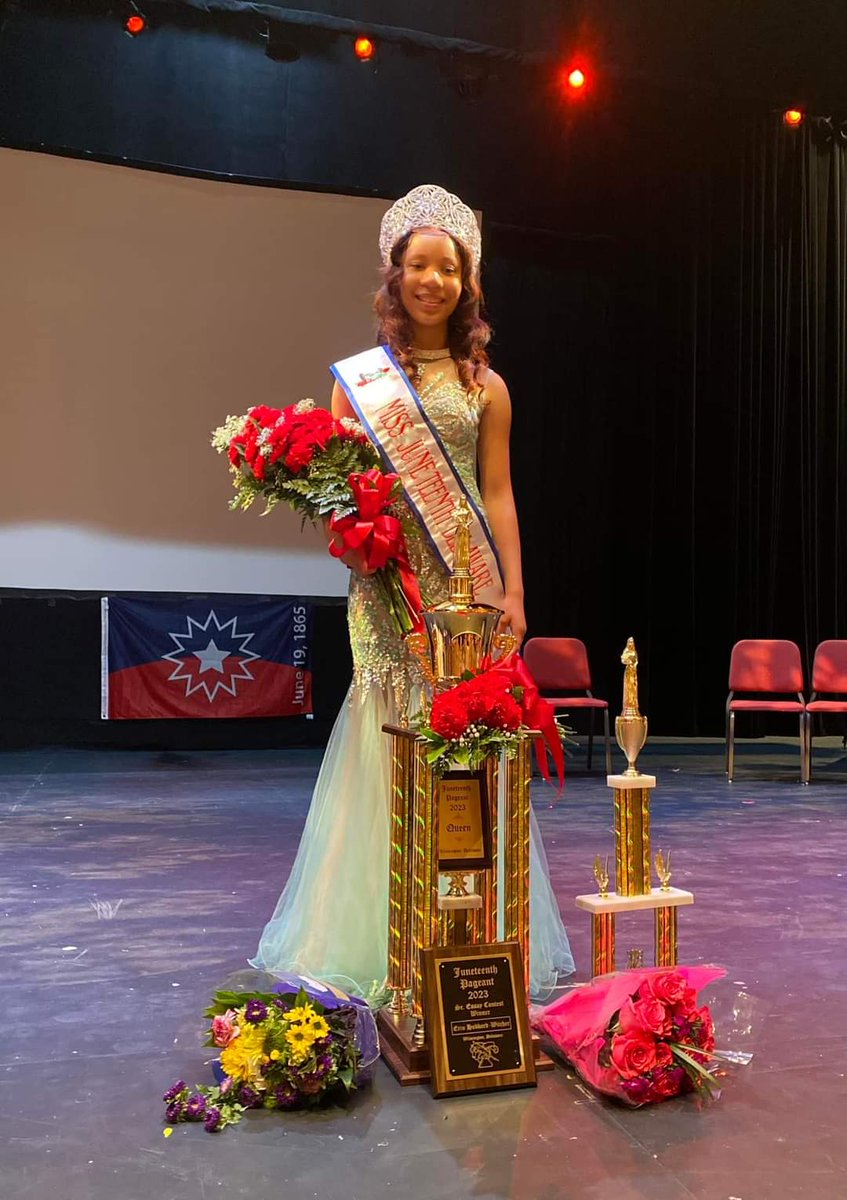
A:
[[347, 373, 486, 705]]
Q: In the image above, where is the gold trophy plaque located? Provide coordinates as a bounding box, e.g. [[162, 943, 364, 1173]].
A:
[[436, 771, 491, 870]]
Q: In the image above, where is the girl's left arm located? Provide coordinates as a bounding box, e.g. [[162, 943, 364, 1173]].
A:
[[477, 371, 527, 645]]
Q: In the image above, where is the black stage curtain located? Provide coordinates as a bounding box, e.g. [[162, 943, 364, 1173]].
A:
[[489, 114, 847, 733]]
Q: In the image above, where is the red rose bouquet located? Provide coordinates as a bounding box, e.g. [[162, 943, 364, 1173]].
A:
[[417, 656, 566, 787], [212, 401, 422, 633], [533, 966, 746, 1105]]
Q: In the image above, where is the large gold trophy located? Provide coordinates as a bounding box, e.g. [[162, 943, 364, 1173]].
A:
[[575, 639, 695, 975], [378, 498, 541, 1088]]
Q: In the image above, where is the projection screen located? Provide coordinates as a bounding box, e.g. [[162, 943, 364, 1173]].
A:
[[0, 147, 399, 594]]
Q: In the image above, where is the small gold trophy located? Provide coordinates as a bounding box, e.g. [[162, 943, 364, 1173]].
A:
[[615, 638, 648, 777], [593, 855, 610, 897], [407, 496, 515, 689], [654, 849, 672, 892]]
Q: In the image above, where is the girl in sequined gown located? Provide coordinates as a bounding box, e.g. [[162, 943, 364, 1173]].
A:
[[251, 190, 574, 999]]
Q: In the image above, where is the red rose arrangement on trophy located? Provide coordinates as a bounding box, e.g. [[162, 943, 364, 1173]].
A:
[[213, 400, 422, 634], [418, 655, 566, 787]]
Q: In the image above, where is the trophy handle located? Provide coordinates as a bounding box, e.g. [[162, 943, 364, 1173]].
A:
[[492, 631, 518, 660], [405, 631, 437, 688]]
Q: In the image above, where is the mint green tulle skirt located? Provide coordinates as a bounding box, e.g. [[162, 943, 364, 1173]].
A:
[[250, 680, 575, 1002]]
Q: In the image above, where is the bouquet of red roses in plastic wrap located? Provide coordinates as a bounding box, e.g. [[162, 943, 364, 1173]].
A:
[[533, 965, 752, 1106], [212, 400, 422, 633]]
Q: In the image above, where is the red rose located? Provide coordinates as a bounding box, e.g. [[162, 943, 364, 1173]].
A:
[[653, 1041, 673, 1068], [672, 986, 699, 1019], [643, 971, 688, 1007], [248, 404, 282, 428], [430, 693, 470, 740], [610, 1030, 659, 1080], [284, 440, 316, 473], [486, 694, 523, 730], [620, 995, 672, 1037]]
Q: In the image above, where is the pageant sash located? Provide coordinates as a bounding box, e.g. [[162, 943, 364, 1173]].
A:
[[331, 346, 503, 607]]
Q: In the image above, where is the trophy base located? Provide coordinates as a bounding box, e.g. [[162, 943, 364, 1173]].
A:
[[377, 1009, 554, 1086]]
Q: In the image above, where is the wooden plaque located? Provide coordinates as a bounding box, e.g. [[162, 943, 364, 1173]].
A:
[[436, 770, 491, 870], [421, 942, 537, 1097]]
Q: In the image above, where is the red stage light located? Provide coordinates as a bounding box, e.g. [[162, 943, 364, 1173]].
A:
[[567, 68, 586, 90], [125, 14, 146, 36], [783, 109, 804, 128], [354, 36, 375, 61]]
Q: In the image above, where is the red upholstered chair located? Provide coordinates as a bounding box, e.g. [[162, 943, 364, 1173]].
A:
[[523, 637, 612, 773], [805, 641, 847, 780], [725, 639, 807, 783]]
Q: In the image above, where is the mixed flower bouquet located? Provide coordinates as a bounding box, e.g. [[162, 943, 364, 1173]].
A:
[[162, 978, 371, 1133], [212, 400, 422, 633], [533, 965, 749, 1106], [416, 655, 566, 787]]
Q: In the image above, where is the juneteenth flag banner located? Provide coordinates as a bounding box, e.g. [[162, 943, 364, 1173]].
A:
[[101, 597, 313, 720]]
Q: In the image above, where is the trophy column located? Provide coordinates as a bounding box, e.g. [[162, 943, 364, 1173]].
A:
[[386, 728, 417, 1015]]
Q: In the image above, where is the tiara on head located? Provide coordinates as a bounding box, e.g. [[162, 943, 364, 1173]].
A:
[[379, 184, 482, 271]]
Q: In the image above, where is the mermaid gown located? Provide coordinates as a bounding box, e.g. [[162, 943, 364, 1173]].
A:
[[251, 372, 575, 999]]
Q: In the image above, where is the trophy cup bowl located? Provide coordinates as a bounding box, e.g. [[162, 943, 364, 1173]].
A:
[[423, 602, 502, 689], [614, 713, 648, 777]]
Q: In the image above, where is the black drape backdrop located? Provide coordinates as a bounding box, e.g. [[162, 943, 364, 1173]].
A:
[[488, 114, 847, 732]]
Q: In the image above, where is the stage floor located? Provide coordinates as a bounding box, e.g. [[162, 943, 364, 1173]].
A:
[[3, 737, 846, 1200]]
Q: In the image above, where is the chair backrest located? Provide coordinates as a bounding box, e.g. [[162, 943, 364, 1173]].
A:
[[728, 639, 804, 694], [811, 640, 847, 693], [524, 637, 592, 692]]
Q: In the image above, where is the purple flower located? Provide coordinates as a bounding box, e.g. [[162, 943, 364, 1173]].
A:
[[244, 999, 268, 1024], [162, 1080, 186, 1102], [165, 1100, 185, 1122], [203, 1106, 222, 1132], [621, 1076, 653, 1105], [673, 1015, 692, 1040], [238, 1085, 263, 1109], [219, 1076, 234, 1097], [184, 1093, 207, 1120], [275, 1083, 300, 1109]]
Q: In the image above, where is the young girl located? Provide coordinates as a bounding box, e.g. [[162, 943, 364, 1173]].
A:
[[251, 185, 573, 999]]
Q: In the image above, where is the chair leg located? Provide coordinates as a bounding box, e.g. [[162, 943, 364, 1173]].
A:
[[587, 708, 595, 772], [603, 708, 612, 776], [803, 712, 811, 785], [726, 710, 735, 781]]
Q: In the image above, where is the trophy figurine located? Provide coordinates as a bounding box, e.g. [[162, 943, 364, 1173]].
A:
[[615, 638, 649, 777]]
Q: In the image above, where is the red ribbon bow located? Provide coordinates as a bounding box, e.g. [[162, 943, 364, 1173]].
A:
[[482, 653, 566, 791], [329, 470, 423, 630]]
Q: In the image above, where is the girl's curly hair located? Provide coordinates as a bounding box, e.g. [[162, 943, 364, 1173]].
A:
[[373, 227, 491, 392]]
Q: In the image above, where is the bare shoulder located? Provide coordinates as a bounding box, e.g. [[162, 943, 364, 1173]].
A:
[[478, 368, 511, 416]]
